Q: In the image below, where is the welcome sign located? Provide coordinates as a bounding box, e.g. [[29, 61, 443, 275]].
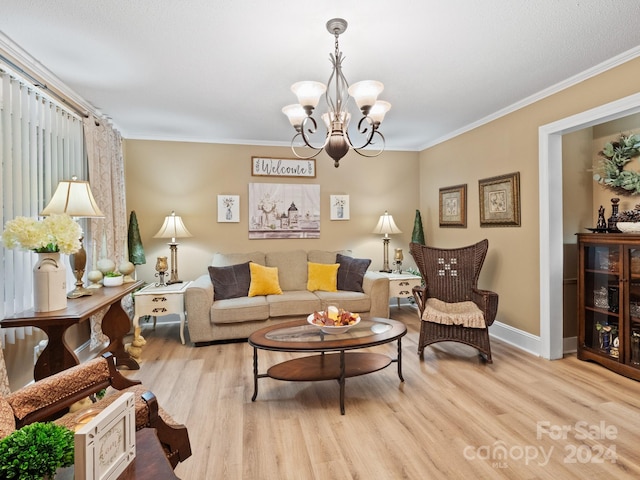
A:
[[251, 157, 316, 178]]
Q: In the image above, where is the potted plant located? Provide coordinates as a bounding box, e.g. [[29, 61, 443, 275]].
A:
[[103, 271, 124, 287], [0, 422, 74, 480]]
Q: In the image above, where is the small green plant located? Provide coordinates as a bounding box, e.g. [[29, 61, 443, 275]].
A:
[[104, 271, 122, 277], [0, 422, 74, 480]]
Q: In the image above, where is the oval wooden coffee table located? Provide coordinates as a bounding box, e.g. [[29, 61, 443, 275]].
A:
[[248, 317, 406, 414]]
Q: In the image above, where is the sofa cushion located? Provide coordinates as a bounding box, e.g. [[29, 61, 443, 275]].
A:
[[268, 290, 322, 317], [208, 262, 251, 300], [211, 296, 270, 324], [248, 262, 283, 296], [307, 262, 339, 292], [212, 251, 265, 267], [266, 250, 308, 291], [336, 254, 372, 292], [315, 290, 372, 313], [307, 250, 351, 264]]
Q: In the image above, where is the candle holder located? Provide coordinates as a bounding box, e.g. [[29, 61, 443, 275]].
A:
[[393, 248, 404, 274], [155, 256, 168, 286]]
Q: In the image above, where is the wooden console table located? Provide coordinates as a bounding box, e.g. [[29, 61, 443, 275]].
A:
[[1, 280, 144, 381]]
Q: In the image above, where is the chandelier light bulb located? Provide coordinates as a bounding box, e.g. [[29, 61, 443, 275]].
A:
[[369, 101, 392, 126], [347, 80, 384, 114], [291, 81, 326, 112], [282, 104, 307, 130]]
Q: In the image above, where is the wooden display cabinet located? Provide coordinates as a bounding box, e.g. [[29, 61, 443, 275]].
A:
[[577, 233, 640, 381]]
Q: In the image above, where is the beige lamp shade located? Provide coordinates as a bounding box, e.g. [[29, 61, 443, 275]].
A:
[[154, 211, 192, 243], [40, 177, 104, 217], [372, 211, 402, 237]]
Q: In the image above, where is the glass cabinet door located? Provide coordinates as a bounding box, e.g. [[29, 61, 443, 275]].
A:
[[582, 244, 620, 360], [627, 247, 640, 368]]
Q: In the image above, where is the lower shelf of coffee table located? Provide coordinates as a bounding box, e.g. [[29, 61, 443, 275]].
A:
[[267, 352, 391, 381]]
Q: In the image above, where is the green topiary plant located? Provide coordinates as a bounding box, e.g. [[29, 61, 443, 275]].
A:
[[0, 422, 74, 480], [411, 209, 426, 245]]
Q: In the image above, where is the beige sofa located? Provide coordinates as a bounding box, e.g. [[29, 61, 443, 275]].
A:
[[184, 249, 390, 344]]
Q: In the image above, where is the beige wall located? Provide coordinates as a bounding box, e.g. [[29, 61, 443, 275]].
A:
[[123, 142, 420, 284], [418, 56, 640, 337]]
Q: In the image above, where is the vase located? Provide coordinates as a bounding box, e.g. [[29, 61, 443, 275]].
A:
[[33, 252, 67, 312]]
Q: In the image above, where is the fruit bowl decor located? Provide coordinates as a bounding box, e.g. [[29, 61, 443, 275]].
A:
[[307, 305, 361, 334]]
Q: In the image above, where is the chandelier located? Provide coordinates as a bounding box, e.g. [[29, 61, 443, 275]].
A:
[[282, 18, 391, 168]]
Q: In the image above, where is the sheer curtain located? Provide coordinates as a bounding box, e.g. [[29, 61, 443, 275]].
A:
[[84, 117, 128, 348], [0, 66, 85, 348]]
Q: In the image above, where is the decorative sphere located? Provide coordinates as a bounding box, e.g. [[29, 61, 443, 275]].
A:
[[87, 270, 103, 283], [119, 261, 135, 276], [97, 258, 116, 274]]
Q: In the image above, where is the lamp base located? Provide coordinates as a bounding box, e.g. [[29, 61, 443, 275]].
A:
[[67, 286, 94, 299]]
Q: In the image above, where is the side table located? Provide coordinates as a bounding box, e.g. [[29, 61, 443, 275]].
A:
[[133, 282, 190, 344], [378, 272, 422, 308]]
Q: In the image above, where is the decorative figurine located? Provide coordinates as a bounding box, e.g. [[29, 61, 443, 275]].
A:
[[608, 198, 620, 232], [596, 205, 607, 230]]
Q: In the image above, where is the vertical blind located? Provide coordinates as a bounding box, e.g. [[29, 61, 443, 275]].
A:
[[0, 66, 85, 347]]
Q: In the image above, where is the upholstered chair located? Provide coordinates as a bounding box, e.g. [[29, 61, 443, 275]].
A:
[[0, 353, 191, 468]]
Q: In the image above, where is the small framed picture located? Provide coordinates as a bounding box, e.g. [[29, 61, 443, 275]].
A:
[[330, 195, 350, 220], [218, 195, 240, 222], [479, 172, 521, 227], [439, 184, 467, 227]]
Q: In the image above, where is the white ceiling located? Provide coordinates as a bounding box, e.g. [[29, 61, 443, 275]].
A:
[[2, 1, 640, 151]]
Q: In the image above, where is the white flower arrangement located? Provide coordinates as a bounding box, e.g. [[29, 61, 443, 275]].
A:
[[2, 214, 82, 254]]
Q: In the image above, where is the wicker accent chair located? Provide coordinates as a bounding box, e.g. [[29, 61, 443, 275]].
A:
[[0, 353, 191, 469], [409, 240, 498, 362]]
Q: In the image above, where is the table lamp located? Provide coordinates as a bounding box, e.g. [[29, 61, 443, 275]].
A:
[[372, 211, 402, 273], [41, 176, 105, 298], [154, 211, 192, 284]]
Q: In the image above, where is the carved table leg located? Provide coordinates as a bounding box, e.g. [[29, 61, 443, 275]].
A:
[[34, 322, 79, 381], [100, 299, 140, 370]]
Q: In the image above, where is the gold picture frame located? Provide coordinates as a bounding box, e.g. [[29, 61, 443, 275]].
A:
[[479, 172, 521, 227], [439, 184, 467, 227]]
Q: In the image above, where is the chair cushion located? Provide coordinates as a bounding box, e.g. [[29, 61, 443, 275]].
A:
[[208, 261, 251, 300], [307, 262, 339, 292], [0, 396, 15, 439], [248, 263, 283, 297], [336, 254, 371, 292], [422, 298, 486, 328]]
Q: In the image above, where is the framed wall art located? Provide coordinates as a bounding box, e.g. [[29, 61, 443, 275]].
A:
[[218, 195, 240, 222], [251, 157, 316, 178], [248, 183, 320, 239], [479, 172, 521, 227], [330, 195, 350, 220], [439, 184, 467, 227]]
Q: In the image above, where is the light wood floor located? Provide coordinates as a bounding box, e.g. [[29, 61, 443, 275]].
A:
[[125, 307, 640, 479]]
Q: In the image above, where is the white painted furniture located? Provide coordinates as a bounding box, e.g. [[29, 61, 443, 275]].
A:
[[379, 272, 422, 308], [133, 282, 190, 344]]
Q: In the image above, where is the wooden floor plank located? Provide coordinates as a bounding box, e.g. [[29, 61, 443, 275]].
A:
[[126, 306, 640, 479]]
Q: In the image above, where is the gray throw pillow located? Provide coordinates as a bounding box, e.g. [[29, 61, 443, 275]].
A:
[[336, 254, 371, 292], [208, 261, 251, 300]]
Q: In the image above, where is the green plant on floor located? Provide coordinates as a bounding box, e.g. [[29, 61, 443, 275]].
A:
[[0, 422, 74, 480]]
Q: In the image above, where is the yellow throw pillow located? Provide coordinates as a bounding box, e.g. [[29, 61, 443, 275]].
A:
[[307, 262, 339, 292], [248, 262, 283, 296]]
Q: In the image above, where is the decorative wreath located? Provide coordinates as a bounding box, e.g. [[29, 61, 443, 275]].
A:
[[593, 133, 640, 195]]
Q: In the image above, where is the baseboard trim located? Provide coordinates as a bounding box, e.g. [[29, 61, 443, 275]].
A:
[[489, 322, 577, 358]]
